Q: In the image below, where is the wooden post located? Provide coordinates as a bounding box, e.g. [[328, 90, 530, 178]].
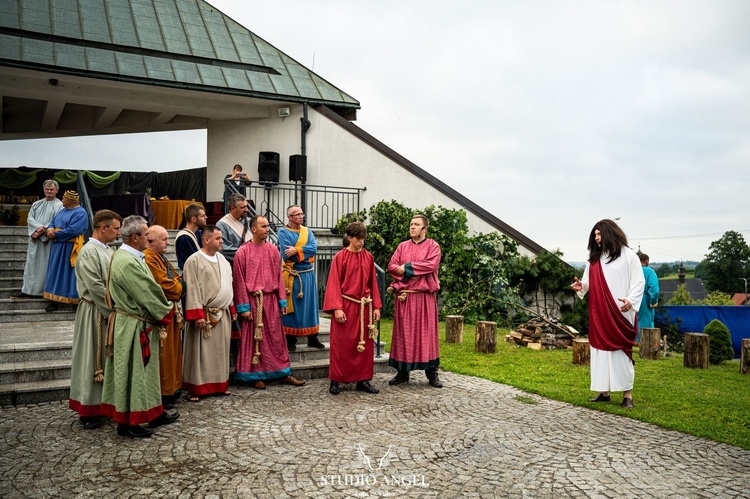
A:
[[639, 328, 661, 360], [740, 339, 750, 375], [683, 333, 709, 369], [572, 338, 590, 365], [475, 321, 497, 353], [445, 315, 464, 344]]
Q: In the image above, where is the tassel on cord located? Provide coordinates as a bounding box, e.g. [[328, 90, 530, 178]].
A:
[[343, 294, 374, 353], [93, 309, 104, 383], [252, 291, 264, 365]]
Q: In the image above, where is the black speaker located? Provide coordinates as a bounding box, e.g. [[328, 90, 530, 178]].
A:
[[258, 151, 279, 183], [289, 154, 307, 182]]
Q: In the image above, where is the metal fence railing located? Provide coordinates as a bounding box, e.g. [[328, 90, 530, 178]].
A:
[[226, 180, 364, 231]]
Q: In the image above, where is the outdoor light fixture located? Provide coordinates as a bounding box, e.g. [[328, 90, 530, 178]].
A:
[[278, 107, 291, 118]]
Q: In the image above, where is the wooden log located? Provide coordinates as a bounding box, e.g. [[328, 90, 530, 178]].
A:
[[683, 333, 709, 369], [445, 315, 464, 344], [475, 321, 497, 353], [527, 342, 545, 350], [572, 338, 590, 365], [740, 338, 750, 375], [639, 328, 661, 360]]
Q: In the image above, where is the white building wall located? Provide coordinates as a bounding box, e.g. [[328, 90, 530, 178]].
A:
[[206, 105, 537, 257]]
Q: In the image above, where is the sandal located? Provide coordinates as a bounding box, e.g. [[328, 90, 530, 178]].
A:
[[188, 395, 200, 402]]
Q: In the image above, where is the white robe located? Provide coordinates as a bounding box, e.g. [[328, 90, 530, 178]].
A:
[[22, 198, 63, 295], [577, 247, 644, 392]]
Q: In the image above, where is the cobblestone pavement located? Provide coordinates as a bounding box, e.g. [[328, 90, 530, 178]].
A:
[[1, 372, 748, 498]]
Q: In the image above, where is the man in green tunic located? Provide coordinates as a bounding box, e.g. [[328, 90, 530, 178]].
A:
[[101, 215, 177, 438], [68, 210, 121, 429]]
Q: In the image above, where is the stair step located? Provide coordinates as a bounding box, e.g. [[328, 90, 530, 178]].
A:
[[0, 309, 77, 323], [0, 297, 54, 311], [0, 341, 73, 363], [0, 378, 70, 406], [0, 358, 71, 384], [289, 353, 393, 380]]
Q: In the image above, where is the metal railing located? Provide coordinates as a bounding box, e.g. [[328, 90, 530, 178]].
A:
[[225, 179, 364, 231]]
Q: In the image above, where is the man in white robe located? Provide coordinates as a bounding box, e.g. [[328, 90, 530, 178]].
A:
[[19, 180, 62, 297], [182, 225, 236, 401], [572, 219, 644, 410]]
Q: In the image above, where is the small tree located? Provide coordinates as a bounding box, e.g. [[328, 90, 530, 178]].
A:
[[698, 291, 735, 305], [668, 283, 693, 305], [703, 319, 734, 364]]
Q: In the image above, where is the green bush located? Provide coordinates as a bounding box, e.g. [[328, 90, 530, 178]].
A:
[[703, 319, 734, 364]]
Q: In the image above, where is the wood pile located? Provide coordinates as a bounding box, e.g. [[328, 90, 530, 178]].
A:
[[506, 317, 580, 350]]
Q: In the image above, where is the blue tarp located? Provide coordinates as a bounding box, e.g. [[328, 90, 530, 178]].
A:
[[656, 306, 750, 357]]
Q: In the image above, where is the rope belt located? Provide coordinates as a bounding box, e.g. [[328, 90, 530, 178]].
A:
[[284, 266, 314, 299], [80, 297, 105, 383], [342, 294, 378, 353], [106, 309, 164, 356], [252, 291, 264, 365], [386, 287, 424, 302], [202, 307, 222, 338]]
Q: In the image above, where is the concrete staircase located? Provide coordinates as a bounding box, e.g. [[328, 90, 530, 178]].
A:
[[0, 226, 391, 406]]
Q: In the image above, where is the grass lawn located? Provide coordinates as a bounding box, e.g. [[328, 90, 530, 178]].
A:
[[377, 319, 750, 450]]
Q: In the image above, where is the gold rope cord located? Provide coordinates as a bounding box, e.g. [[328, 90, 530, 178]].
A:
[[342, 294, 377, 353], [251, 290, 264, 365], [79, 296, 105, 383], [386, 286, 422, 302], [201, 307, 221, 338], [107, 309, 162, 354]]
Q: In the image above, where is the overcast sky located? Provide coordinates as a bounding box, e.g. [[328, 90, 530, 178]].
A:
[[2, 0, 749, 263]]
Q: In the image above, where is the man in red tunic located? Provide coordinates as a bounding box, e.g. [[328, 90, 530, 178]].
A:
[[387, 214, 443, 387], [324, 222, 382, 395]]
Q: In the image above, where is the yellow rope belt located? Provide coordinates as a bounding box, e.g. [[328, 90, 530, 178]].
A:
[[251, 291, 265, 365], [342, 294, 378, 353]]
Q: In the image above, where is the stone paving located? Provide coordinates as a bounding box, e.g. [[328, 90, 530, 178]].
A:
[[0, 372, 748, 498]]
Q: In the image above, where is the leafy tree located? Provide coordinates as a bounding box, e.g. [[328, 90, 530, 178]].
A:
[[655, 263, 672, 278], [668, 283, 693, 305], [700, 231, 750, 293], [506, 249, 578, 319], [698, 291, 735, 305], [703, 319, 735, 364]]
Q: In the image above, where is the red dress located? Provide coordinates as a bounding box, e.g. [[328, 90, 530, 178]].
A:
[[323, 248, 382, 383]]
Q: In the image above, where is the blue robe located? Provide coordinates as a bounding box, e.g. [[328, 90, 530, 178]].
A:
[[637, 266, 660, 339], [278, 225, 320, 336], [43, 206, 88, 304]]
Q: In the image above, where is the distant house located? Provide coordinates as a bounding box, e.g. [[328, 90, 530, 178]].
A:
[[658, 263, 707, 303]]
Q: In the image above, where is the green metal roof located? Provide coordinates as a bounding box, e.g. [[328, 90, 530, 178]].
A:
[[0, 0, 359, 109]]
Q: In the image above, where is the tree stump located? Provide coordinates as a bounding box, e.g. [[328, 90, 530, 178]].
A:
[[572, 338, 590, 365], [639, 328, 661, 360], [740, 339, 750, 375], [445, 315, 464, 344], [683, 333, 709, 369], [475, 321, 497, 353]]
